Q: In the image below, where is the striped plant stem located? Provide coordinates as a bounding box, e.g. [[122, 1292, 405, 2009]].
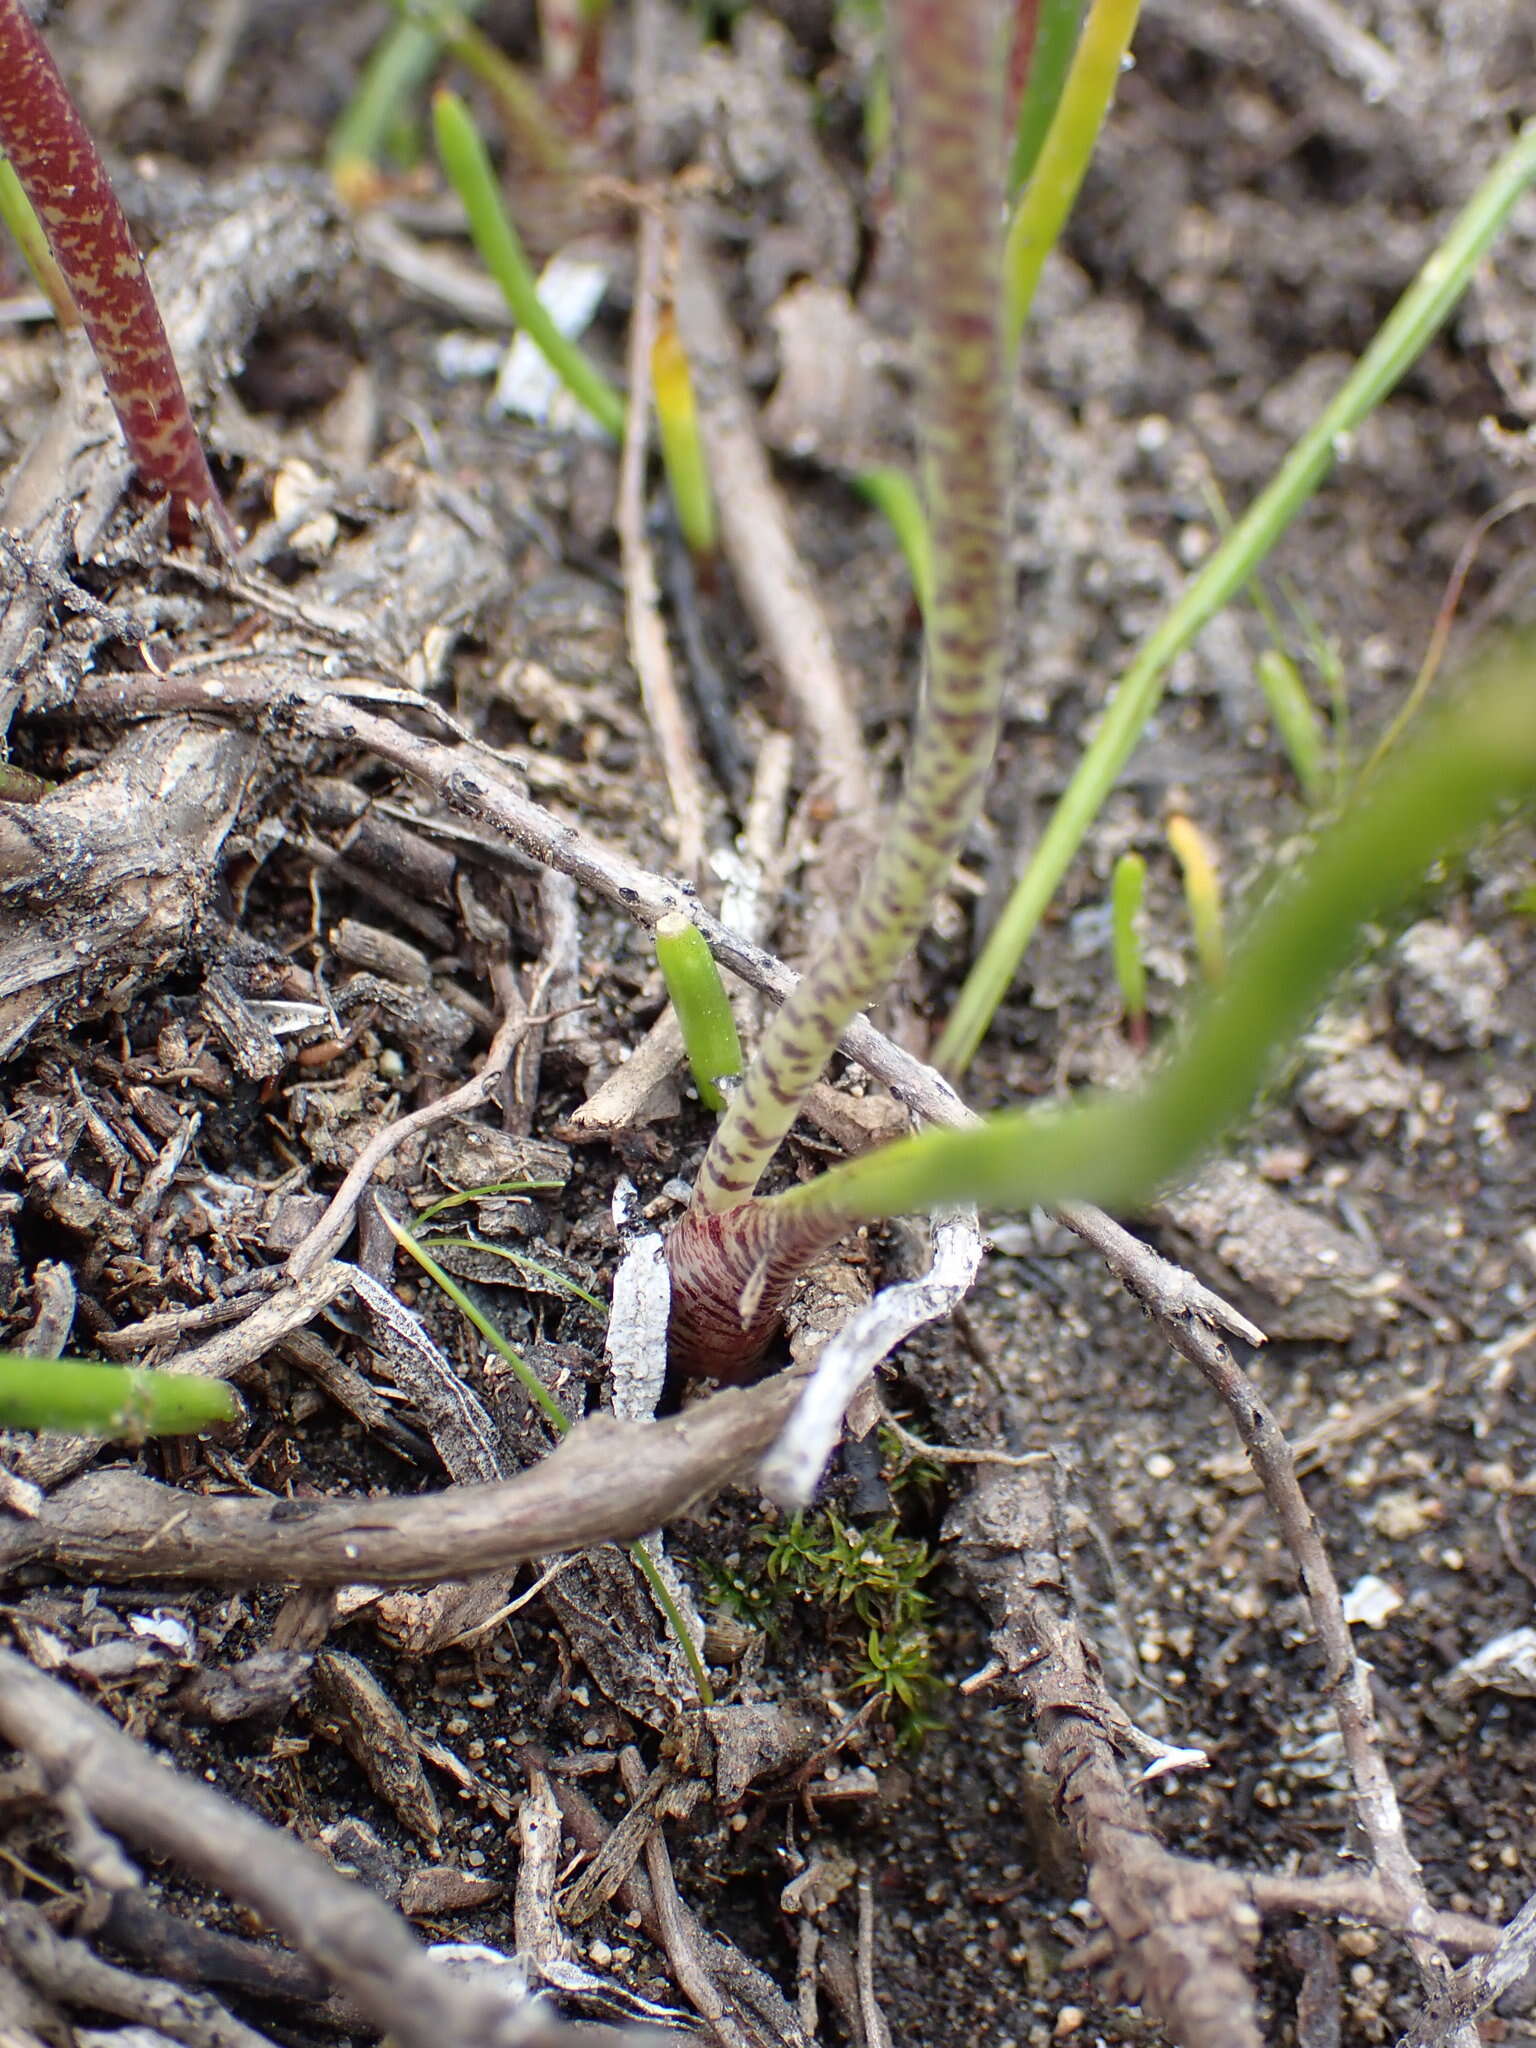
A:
[[0, 0, 232, 546], [686, 0, 1009, 1219], [666, 1205, 849, 1381]]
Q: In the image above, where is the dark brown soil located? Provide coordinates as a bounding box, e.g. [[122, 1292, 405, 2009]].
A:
[[1, 4, 1535, 2046]]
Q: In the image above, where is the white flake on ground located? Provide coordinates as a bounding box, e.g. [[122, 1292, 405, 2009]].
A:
[[1341, 1574, 1404, 1628], [760, 1207, 982, 1508], [605, 1200, 670, 1424], [492, 253, 609, 430]]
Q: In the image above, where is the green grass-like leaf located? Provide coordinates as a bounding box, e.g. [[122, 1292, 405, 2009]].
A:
[[652, 316, 717, 562], [655, 911, 743, 1113], [1008, 0, 1086, 200], [412, 1179, 564, 1228], [414, 1234, 605, 1312], [432, 88, 625, 439], [382, 1204, 572, 1434], [381, 1205, 713, 1704], [784, 643, 1536, 1228], [1254, 647, 1327, 802], [854, 465, 935, 617], [0, 1354, 236, 1438], [1003, 0, 1141, 347], [1110, 849, 1147, 1033], [939, 117, 1536, 1074], [0, 153, 73, 323], [327, 0, 494, 196]]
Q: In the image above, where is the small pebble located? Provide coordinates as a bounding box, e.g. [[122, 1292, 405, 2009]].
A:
[[1394, 920, 1506, 1050], [1370, 1491, 1437, 1541]]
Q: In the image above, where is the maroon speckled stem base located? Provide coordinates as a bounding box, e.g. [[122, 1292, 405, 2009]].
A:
[[0, 0, 233, 546], [664, 1201, 846, 1383]]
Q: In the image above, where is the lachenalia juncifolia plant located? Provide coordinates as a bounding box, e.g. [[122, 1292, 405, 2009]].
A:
[[0, 0, 233, 546], [7, 0, 1535, 1411], [664, 0, 1011, 1378], [655, 0, 1536, 1385]]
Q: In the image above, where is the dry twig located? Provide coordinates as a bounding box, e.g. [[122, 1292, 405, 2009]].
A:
[[953, 1465, 1266, 2048], [617, 203, 711, 874], [1181, 1323, 1469, 2011], [1241, 1876, 1492, 1959], [854, 1870, 892, 2048], [0, 1368, 806, 1585], [617, 1748, 753, 2048], [0, 1650, 653, 2048], [0, 1900, 278, 2048], [1399, 1886, 1536, 2046], [550, 1765, 808, 2048], [672, 230, 872, 819], [286, 998, 535, 1281]]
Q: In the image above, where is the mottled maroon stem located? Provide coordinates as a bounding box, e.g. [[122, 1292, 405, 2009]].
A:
[[0, 0, 233, 547], [685, 0, 1008, 1221], [665, 1204, 845, 1383], [665, 0, 1008, 1377], [1009, 0, 1041, 112]]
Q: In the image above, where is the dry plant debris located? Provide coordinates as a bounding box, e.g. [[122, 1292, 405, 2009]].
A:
[[0, 3, 1531, 2046]]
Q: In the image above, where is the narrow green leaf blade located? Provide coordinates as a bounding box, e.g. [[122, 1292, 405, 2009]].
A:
[[0, 1354, 237, 1438]]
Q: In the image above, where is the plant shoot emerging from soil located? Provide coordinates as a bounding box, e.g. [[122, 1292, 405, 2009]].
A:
[[0, 1354, 236, 1437], [1166, 813, 1226, 985], [654, 911, 743, 1112], [655, 4, 1536, 1384], [327, 0, 489, 202], [0, 0, 233, 545], [433, 88, 625, 439], [651, 311, 717, 563], [681, 0, 1010, 1228], [1253, 645, 1327, 801]]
